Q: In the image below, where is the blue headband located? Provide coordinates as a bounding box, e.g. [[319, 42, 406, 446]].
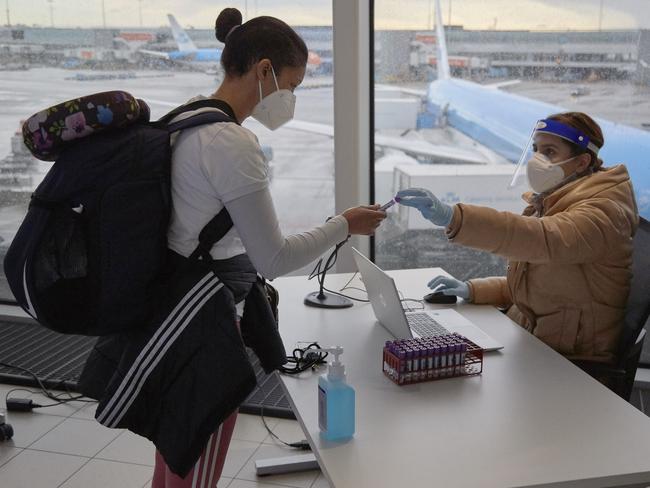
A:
[[534, 119, 600, 155]]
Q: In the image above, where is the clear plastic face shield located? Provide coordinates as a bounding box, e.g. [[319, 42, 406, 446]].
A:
[[509, 119, 600, 192]]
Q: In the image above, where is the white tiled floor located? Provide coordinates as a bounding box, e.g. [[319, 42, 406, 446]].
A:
[[0, 383, 331, 488]]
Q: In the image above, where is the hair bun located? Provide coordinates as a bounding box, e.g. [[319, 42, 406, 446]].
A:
[[215, 8, 243, 43]]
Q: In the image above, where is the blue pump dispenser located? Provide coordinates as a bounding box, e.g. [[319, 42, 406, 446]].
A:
[[318, 346, 355, 441]]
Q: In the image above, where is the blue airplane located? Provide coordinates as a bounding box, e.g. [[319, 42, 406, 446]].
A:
[[423, 0, 650, 218], [139, 14, 222, 71]]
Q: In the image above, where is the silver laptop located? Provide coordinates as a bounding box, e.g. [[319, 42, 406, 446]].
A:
[[351, 248, 503, 352]]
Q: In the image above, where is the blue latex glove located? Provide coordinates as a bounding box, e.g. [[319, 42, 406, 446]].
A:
[[428, 275, 470, 300], [395, 188, 453, 227]]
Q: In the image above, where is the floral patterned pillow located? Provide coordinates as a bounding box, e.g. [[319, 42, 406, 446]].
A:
[[23, 91, 151, 161]]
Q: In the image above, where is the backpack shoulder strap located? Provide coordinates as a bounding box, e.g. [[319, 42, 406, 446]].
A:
[[159, 99, 239, 133], [189, 210, 234, 262], [159, 99, 239, 261]]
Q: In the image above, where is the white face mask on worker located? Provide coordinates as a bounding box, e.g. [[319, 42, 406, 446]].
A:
[[526, 152, 576, 193], [251, 66, 296, 131]]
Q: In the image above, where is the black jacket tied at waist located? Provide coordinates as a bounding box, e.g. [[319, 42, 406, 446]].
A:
[[78, 252, 286, 477]]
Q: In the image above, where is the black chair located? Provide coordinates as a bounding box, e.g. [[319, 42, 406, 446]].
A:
[[571, 217, 650, 402]]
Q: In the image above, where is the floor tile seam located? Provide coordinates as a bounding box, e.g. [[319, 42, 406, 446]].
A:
[[92, 454, 155, 468], [260, 436, 293, 448], [21, 446, 93, 458], [12, 407, 90, 420], [22, 414, 67, 448], [231, 415, 281, 445], [260, 434, 308, 450], [231, 435, 272, 444], [26, 425, 122, 457], [230, 440, 266, 480], [95, 428, 135, 453], [54, 454, 94, 488], [0, 446, 23, 468]]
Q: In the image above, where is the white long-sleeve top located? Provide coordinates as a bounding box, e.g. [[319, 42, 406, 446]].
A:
[[166, 97, 348, 279]]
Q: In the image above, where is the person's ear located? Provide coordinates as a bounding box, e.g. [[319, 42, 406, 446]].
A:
[[575, 152, 592, 173], [255, 59, 272, 82]]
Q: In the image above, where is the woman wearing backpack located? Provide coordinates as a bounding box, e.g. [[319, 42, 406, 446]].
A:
[[151, 8, 386, 488]]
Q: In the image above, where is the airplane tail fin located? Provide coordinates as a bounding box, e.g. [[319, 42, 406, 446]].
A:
[[434, 0, 451, 80], [167, 14, 198, 52]]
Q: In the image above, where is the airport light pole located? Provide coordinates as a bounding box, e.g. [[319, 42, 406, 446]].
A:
[[598, 0, 604, 31], [138, 0, 143, 27], [101, 0, 106, 28], [5, 0, 10, 27], [47, 0, 53, 27]]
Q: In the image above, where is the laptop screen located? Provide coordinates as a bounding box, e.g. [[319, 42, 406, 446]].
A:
[[351, 248, 413, 339]]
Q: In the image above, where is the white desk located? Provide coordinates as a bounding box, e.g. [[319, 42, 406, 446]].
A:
[[273, 268, 650, 488]]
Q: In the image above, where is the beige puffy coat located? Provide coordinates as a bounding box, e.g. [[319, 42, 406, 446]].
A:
[[447, 164, 638, 362]]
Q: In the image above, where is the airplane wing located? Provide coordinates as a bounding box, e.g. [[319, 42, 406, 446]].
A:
[[375, 134, 490, 163], [485, 79, 522, 89], [138, 49, 171, 60], [284, 120, 490, 164], [375, 83, 426, 98]]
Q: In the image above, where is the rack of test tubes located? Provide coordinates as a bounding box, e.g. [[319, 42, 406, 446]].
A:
[[382, 333, 483, 385]]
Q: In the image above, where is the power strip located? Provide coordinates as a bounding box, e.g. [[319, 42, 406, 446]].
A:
[[255, 453, 319, 476]]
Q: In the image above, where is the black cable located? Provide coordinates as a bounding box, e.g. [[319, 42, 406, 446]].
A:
[[342, 286, 368, 294], [308, 239, 346, 292], [339, 271, 359, 292], [0, 361, 97, 410], [326, 271, 422, 307], [259, 405, 311, 450], [279, 342, 328, 375], [322, 286, 369, 303], [307, 240, 373, 303]]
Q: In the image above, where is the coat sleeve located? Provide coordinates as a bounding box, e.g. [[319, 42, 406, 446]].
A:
[[467, 276, 512, 308], [447, 199, 634, 265]]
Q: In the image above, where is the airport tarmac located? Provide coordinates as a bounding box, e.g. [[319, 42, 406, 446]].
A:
[[504, 80, 650, 130]]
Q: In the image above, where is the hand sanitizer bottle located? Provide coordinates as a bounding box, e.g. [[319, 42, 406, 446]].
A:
[[318, 346, 355, 441]]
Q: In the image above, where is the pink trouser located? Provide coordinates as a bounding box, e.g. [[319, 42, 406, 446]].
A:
[[151, 411, 238, 488]]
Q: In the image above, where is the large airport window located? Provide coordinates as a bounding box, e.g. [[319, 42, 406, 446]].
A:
[[0, 2, 334, 302], [372, 0, 650, 281]]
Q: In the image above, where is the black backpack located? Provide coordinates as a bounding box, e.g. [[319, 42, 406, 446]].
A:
[[4, 97, 236, 335]]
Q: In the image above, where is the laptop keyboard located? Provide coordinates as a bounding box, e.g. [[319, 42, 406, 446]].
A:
[[407, 312, 450, 337]]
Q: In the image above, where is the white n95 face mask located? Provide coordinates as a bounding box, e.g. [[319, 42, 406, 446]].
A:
[[526, 152, 576, 193], [251, 66, 296, 131]]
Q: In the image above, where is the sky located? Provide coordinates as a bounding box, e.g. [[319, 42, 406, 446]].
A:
[[2, 0, 650, 31]]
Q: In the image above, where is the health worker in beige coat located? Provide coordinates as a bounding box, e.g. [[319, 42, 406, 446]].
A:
[[397, 112, 639, 363]]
